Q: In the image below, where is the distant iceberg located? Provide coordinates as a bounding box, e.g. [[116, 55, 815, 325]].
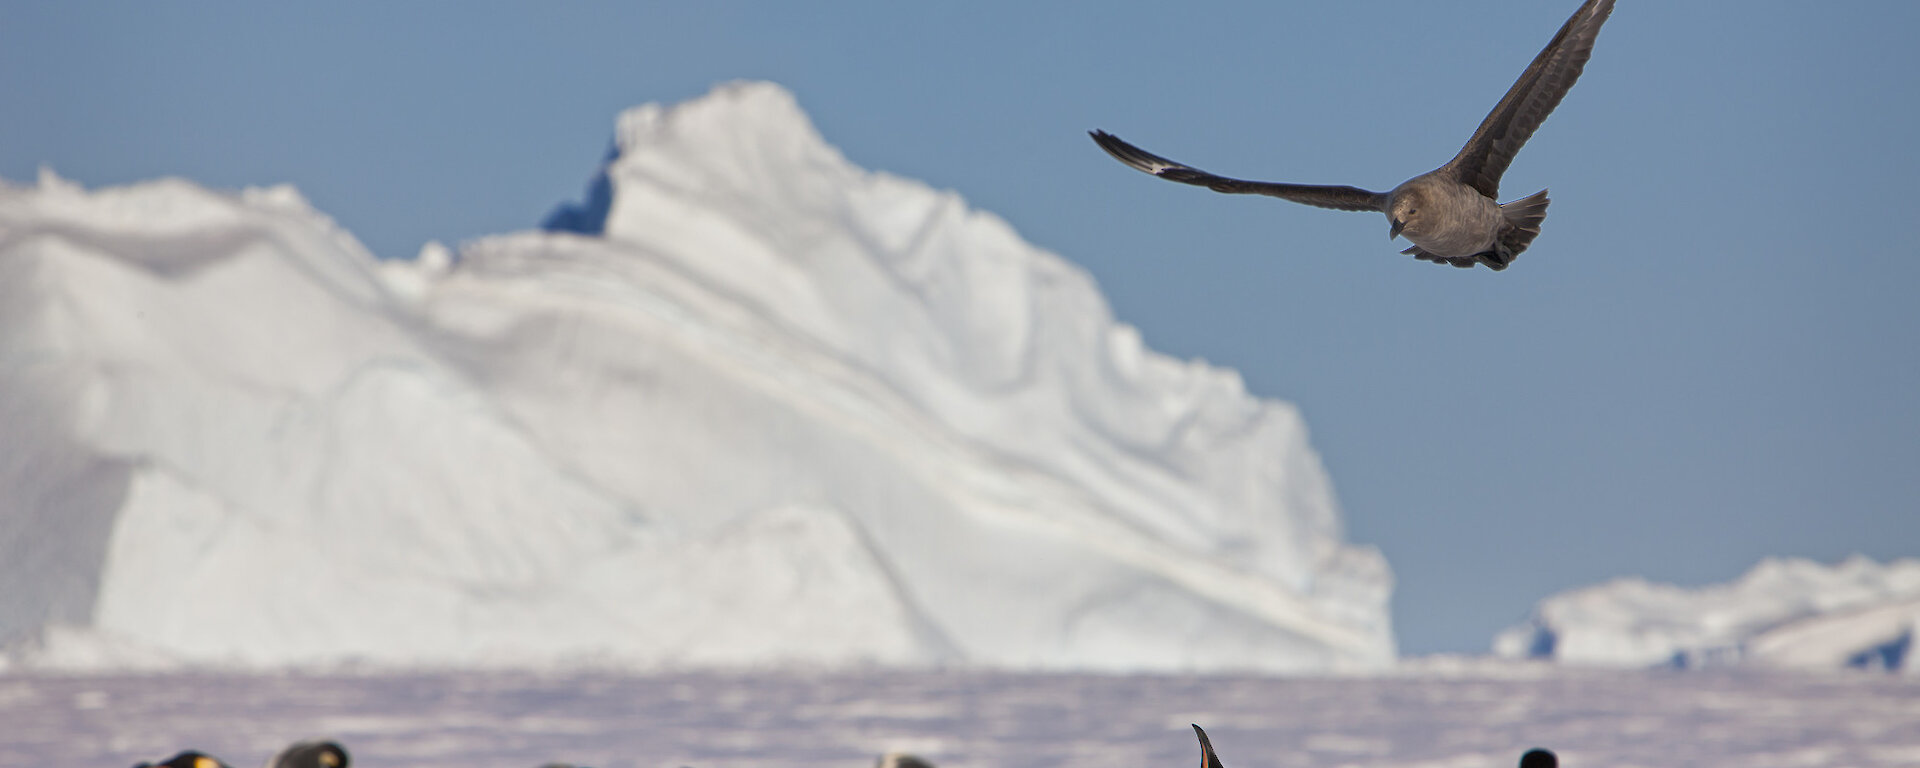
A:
[[1495, 555, 1920, 671], [0, 82, 1392, 672]]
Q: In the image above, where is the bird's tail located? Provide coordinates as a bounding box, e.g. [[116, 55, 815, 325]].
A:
[[1498, 189, 1551, 255]]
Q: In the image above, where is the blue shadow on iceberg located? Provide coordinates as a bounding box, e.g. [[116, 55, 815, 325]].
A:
[[1848, 632, 1912, 671], [541, 142, 617, 235]]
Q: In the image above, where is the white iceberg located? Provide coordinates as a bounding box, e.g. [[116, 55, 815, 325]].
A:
[[1495, 555, 1919, 671], [0, 82, 1392, 672]]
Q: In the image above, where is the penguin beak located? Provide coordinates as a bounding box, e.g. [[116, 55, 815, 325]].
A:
[[1389, 218, 1405, 240]]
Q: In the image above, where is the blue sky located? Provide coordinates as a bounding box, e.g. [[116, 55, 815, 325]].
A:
[[5, 1, 1917, 656]]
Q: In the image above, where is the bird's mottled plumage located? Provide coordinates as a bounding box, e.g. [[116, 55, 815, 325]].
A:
[[1091, 0, 1616, 271]]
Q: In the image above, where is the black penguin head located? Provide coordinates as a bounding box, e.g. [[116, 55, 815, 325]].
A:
[[133, 752, 231, 768], [1519, 748, 1557, 768], [269, 740, 349, 768], [875, 753, 936, 768]]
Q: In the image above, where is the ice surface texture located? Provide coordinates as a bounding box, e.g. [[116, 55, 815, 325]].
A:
[[0, 83, 1389, 672]]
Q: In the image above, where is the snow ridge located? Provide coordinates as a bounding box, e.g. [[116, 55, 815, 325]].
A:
[[0, 82, 1391, 672]]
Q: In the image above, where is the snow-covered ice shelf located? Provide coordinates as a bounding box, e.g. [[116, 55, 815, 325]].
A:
[[3, 668, 1915, 768]]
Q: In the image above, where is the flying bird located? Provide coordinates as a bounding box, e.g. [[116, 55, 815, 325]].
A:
[[1091, 0, 1616, 270]]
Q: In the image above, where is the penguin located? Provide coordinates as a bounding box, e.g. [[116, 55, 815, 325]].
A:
[[264, 740, 348, 768], [133, 751, 232, 768], [1192, 724, 1561, 768]]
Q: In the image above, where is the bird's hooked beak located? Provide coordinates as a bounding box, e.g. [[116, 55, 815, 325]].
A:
[[1389, 218, 1406, 240]]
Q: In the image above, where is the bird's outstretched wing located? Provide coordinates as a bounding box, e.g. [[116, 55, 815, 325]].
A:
[[1442, 0, 1616, 199], [1091, 130, 1387, 212]]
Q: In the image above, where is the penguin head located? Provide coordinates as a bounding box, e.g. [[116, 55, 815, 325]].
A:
[[1519, 748, 1557, 768], [1190, 724, 1227, 768], [132, 751, 231, 768], [268, 740, 349, 768], [875, 753, 936, 768]]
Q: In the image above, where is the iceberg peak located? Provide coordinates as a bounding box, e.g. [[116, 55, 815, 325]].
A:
[[613, 80, 826, 163]]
